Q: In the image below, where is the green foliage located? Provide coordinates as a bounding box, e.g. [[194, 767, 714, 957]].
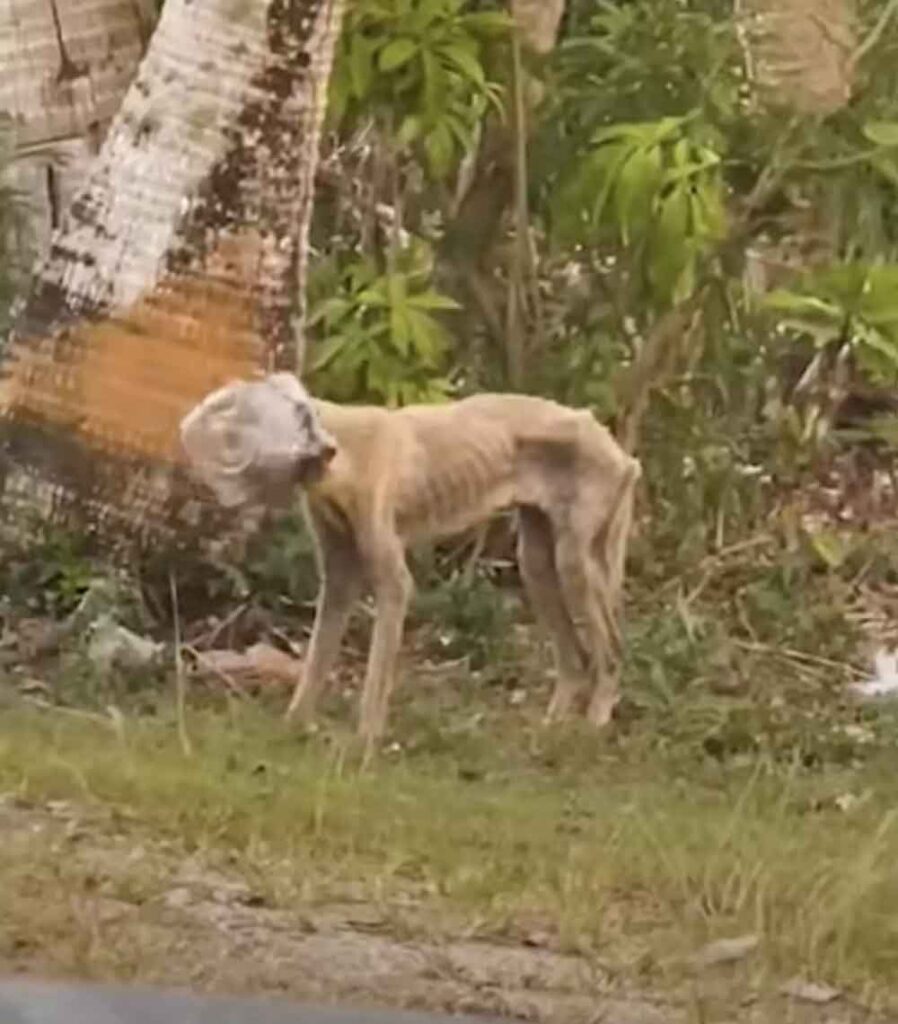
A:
[[862, 119, 898, 185], [307, 240, 457, 406], [412, 568, 516, 672], [1, 529, 96, 617], [766, 263, 898, 385], [243, 511, 320, 609], [551, 0, 740, 125], [535, 0, 740, 217], [792, 118, 898, 264], [551, 114, 728, 305], [328, 0, 509, 178]]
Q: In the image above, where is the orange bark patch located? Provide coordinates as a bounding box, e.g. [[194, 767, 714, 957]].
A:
[[2, 232, 271, 467]]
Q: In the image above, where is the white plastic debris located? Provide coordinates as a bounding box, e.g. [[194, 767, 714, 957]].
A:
[[848, 647, 898, 699], [87, 614, 163, 675], [780, 978, 841, 1004], [691, 933, 759, 968]]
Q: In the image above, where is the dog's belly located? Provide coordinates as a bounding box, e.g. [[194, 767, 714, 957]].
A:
[[397, 480, 517, 544]]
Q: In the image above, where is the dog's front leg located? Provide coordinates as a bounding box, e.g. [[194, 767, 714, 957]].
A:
[[285, 513, 363, 725], [357, 532, 414, 755]]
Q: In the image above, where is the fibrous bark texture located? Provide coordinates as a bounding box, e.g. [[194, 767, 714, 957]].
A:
[[510, 0, 565, 55], [0, 0, 344, 545], [737, 0, 855, 114], [0, 0, 156, 261]]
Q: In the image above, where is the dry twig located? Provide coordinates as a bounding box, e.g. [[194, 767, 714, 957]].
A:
[[169, 570, 193, 757]]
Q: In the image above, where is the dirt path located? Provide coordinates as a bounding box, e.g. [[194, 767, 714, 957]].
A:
[[0, 796, 890, 1024]]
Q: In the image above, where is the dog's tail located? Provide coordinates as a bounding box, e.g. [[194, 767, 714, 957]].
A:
[[597, 454, 641, 660]]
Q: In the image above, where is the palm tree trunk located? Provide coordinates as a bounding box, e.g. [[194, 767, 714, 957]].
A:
[[735, 0, 855, 114], [0, 0, 345, 541], [0, 0, 157, 265]]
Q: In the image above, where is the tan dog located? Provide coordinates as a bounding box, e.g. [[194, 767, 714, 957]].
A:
[[180, 373, 640, 752]]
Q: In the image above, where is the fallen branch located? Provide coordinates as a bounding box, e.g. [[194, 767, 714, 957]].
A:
[[184, 645, 253, 702], [194, 601, 249, 651], [733, 639, 866, 679]]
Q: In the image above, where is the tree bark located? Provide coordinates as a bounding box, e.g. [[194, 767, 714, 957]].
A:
[[736, 0, 855, 114], [0, 0, 157, 265], [441, 0, 565, 390], [0, 0, 344, 542]]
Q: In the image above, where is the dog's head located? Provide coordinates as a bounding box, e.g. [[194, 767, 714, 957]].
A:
[[179, 373, 337, 510]]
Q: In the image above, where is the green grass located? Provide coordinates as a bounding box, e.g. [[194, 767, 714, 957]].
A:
[[2, 525, 897, 1013], [1, 692, 898, 1010]]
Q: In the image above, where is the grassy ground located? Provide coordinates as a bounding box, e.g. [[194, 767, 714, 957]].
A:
[[1, 649, 898, 1023], [1, 522, 898, 1022]]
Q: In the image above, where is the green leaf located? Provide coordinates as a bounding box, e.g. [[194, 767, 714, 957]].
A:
[[357, 0, 393, 22], [390, 306, 413, 356], [406, 308, 450, 364], [813, 264, 870, 307], [870, 154, 898, 188], [862, 121, 898, 148], [762, 291, 843, 321], [407, 0, 448, 32], [592, 116, 684, 147], [614, 143, 663, 244], [551, 146, 614, 242], [856, 323, 898, 367], [671, 137, 691, 169], [405, 309, 438, 360], [422, 378, 452, 403], [387, 270, 408, 310], [365, 354, 391, 403], [482, 80, 505, 120], [307, 296, 351, 329], [649, 186, 691, 300], [407, 289, 460, 311], [310, 335, 349, 372], [689, 176, 727, 241], [388, 273, 412, 355], [439, 41, 485, 86], [367, 320, 392, 338], [346, 258, 379, 291], [349, 34, 375, 98], [662, 154, 720, 186], [808, 529, 848, 570], [424, 121, 456, 179], [356, 288, 390, 307], [378, 37, 419, 72], [421, 49, 446, 117], [397, 114, 423, 146], [459, 11, 512, 36], [335, 333, 371, 375], [443, 110, 475, 152], [592, 140, 638, 231], [864, 266, 898, 313]]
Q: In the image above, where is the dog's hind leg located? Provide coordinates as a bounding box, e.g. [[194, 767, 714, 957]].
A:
[[517, 505, 590, 722]]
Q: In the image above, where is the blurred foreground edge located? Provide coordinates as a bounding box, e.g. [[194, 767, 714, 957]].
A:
[[0, 977, 506, 1024]]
